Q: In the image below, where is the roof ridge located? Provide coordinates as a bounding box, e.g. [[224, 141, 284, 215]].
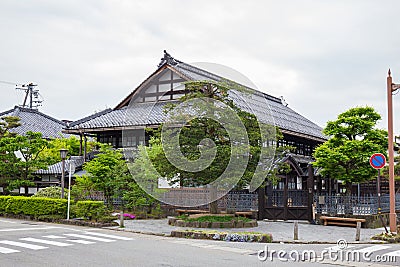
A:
[[167, 54, 283, 104], [0, 107, 17, 117], [68, 108, 113, 127], [1, 106, 67, 126]]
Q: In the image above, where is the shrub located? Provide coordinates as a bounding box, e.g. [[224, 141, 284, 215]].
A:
[[0, 196, 67, 218], [0, 196, 12, 214], [73, 201, 106, 221], [32, 186, 69, 199]]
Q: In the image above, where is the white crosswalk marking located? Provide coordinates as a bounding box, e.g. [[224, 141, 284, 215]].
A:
[[42, 235, 66, 239], [353, 245, 391, 253], [0, 240, 47, 250], [83, 232, 133, 240], [0, 226, 60, 232], [63, 234, 115, 243], [20, 238, 73, 247], [67, 239, 96, 245], [383, 250, 400, 257], [0, 246, 20, 254]]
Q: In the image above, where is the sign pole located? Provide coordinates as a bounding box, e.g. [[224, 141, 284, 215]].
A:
[[370, 153, 389, 233], [387, 70, 397, 233], [377, 168, 389, 233]]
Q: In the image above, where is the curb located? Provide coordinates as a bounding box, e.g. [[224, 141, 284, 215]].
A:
[[104, 226, 388, 245]]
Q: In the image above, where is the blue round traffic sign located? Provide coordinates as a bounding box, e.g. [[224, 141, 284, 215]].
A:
[[370, 153, 386, 169]]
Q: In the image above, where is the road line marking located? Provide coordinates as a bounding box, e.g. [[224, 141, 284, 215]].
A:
[[83, 232, 133, 240], [353, 245, 391, 253], [0, 220, 16, 224], [67, 239, 96, 245], [213, 246, 253, 254], [0, 246, 20, 254], [0, 240, 47, 250], [63, 234, 115, 243], [383, 250, 400, 257], [20, 238, 73, 247], [42, 235, 66, 239], [0, 226, 60, 232]]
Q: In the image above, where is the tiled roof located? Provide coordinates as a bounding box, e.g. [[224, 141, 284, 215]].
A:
[[66, 52, 326, 141], [0, 106, 68, 139], [67, 101, 174, 130], [35, 156, 84, 175]]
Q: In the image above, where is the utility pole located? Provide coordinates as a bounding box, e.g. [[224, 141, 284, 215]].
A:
[[387, 69, 398, 233], [16, 82, 42, 109]]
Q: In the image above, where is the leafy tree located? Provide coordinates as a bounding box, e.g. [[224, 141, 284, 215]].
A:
[[38, 136, 97, 165], [0, 131, 50, 193], [0, 116, 21, 138], [70, 175, 98, 200], [119, 146, 159, 214], [82, 144, 124, 204], [144, 80, 279, 213], [313, 107, 387, 194]]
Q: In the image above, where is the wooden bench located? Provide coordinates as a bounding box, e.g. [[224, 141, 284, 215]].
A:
[[175, 209, 208, 216], [319, 216, 366, 227]]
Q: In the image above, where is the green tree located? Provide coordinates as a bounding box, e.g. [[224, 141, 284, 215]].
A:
[[119, 146, 159, 215], [38, 136, 97, 165], [144, 80, 278, 213], [82, 144, 124, 204], [0, 131, 50, 193], [0, 116, 20, 138], [313, 106, 388, 194]]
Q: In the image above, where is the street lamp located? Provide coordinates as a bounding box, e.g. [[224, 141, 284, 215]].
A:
[[387, 70, 398, 233], [60, 148, 68, 199]]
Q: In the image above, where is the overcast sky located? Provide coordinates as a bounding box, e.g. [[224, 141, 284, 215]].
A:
[[1, 0, 400, 132]]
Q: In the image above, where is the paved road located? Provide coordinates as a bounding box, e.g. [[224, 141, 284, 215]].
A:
[[114, 218, 385, 243], [0, 218, 398, 267]]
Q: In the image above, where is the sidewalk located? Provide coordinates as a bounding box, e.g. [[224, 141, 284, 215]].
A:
[[106, 219, 387, 244]]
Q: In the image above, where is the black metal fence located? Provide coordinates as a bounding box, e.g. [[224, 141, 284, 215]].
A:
[[99, 189, 258, 211], [314, 193, 400, 215]]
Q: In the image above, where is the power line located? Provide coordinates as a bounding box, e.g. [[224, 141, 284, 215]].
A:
[[0, 80, 18, 86]]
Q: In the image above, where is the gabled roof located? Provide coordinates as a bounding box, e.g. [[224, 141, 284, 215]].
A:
[[0, 106, 69, 139], [66, 51, 326, 142], [34, 156, 84, 175]]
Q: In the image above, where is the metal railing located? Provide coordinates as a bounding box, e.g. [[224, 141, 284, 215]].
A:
[[314, 193, 400, 216]]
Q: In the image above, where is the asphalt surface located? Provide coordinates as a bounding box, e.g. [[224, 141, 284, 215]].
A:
[[111, 218, 386, 243], [0, 218, 399, 267]]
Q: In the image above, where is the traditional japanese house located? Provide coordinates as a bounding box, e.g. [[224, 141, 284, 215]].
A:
[[65, 51, 328, 220]]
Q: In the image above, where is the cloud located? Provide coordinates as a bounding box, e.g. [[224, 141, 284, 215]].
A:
[[1, 0, 400, 133]]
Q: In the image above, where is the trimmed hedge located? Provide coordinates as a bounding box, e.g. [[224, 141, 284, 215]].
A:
[[0, 196, 67, 218], [0, 196, 108, 221]]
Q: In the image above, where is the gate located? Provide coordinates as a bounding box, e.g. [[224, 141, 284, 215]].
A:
[[258, 164, 314, 221]]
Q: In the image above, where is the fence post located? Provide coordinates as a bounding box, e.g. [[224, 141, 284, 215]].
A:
[[294, 220, 299, 240], [257, 187, 266, 220], [355, 221, 361, 241], [120, 210, 124, 228]]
